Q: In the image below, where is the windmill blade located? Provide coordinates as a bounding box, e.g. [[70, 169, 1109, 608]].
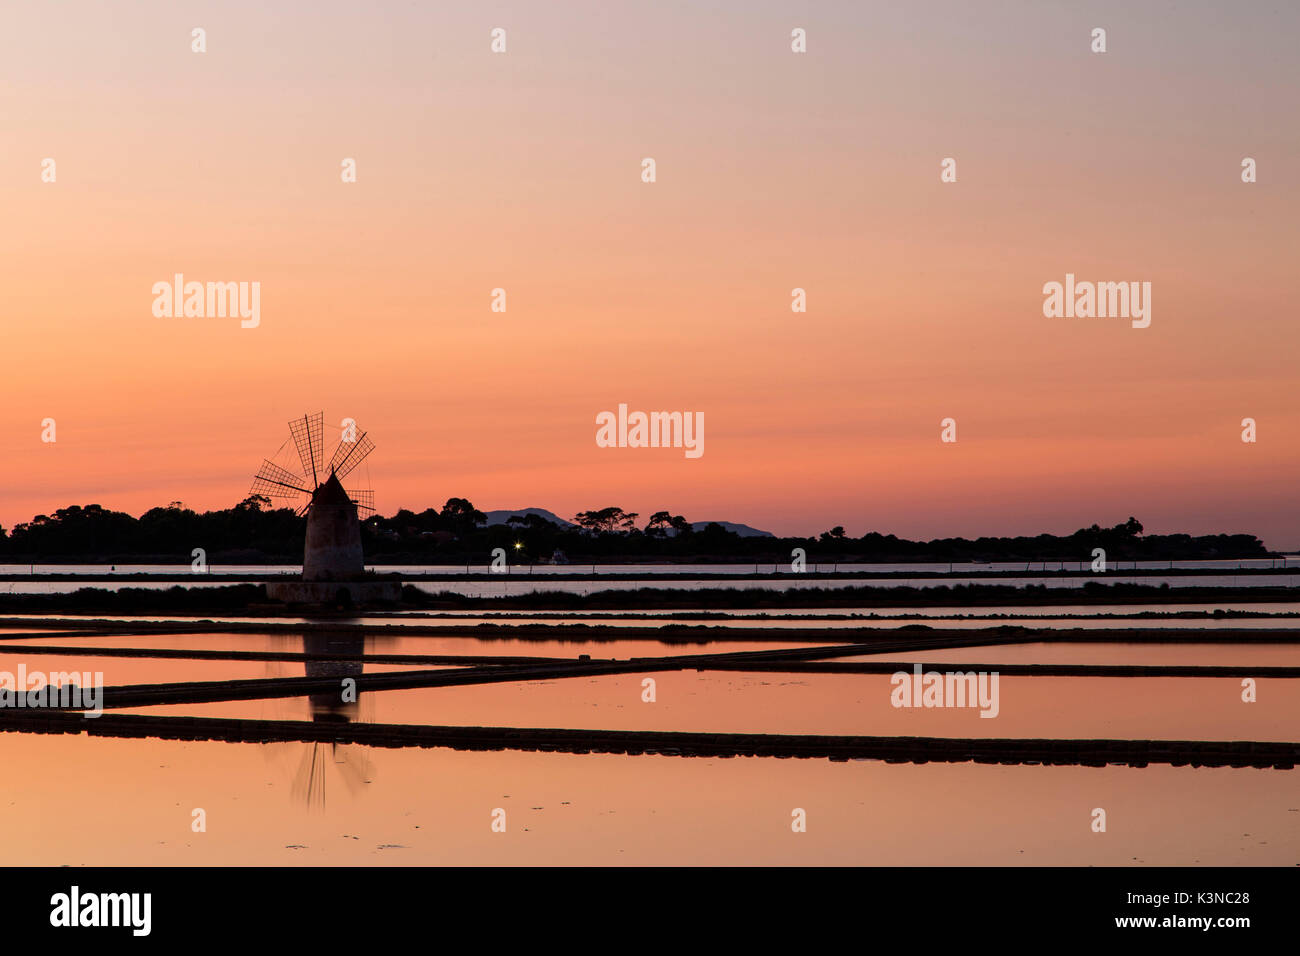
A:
[[251, 460, 310, 499], [291, 743, 327, 812], [329, 431, 374, 480], [251, 476, 307, 501], [346, 489, 375, 514], [253, 459, 308, 491], [288, 412, 324, 487]]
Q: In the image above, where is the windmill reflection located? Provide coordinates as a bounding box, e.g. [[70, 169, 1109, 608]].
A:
[[290, 631, 375, 810]]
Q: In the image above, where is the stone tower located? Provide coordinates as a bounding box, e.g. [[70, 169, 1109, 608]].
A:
[[302, 472, 364, 582]]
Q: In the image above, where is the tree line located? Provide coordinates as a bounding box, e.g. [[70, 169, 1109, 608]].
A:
[[0, 499, 1269, 563]]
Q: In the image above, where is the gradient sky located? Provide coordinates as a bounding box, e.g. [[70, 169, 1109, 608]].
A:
[[2, 1, 1297, 546]]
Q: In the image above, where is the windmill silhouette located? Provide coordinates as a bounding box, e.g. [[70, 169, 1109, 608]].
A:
[[252, 412, 401, 604], [251, 412, 391, 591], [250, 412, 375, 519]]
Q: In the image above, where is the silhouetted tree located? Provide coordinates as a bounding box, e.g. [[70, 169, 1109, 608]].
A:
[[574, 507, 639, 534], [440, 497, 486, 536]]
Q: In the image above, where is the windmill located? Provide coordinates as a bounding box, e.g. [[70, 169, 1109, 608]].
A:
[[251, 412, 376, 519], [251, 413, 377, 584]]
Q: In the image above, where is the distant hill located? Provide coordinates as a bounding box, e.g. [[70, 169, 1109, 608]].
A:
[[690, 521, 775, 538], [485, 509, 774, 538], [484, 509, 773, 537], [483, 508, 576, 528]]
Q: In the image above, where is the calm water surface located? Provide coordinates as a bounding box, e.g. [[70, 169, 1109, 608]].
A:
[[0, 619, 1295, 865]]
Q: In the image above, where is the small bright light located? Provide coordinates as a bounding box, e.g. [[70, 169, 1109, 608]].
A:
[[513, 541, 523, 550]]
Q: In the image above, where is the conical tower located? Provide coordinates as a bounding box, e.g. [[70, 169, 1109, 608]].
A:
[[303, 472, 364, 581]]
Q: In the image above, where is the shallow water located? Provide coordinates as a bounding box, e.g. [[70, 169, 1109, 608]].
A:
[[7, 603, 1300, 631], [1, 675, 1295, 865], [4, 559, 1296, 576], [421, 602, 1300, 618], [114, 667, 1299, 740], [1, 732, 1293, 865], [5, 573, 1300, 596], [408, 575, 1300, 596], [0, 631, 829, 657], [846, 642, 1300, 666], [0, 616, 1295, 865]]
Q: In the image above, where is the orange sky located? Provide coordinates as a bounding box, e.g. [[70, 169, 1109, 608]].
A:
[[2, 1, 1297, 545]]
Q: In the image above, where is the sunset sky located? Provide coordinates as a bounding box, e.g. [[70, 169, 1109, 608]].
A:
[[2, 1, 1297, 546]]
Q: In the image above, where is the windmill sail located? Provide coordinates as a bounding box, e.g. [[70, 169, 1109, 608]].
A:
[[288, 412, 324, 486], [329, 431, 374, 479], [346, 489, 375, 514], [250, 413, 375, 526], [251, 460, 310, 499]]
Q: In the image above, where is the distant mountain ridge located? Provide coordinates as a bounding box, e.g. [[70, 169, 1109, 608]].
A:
[[483, 508, 574, 528], [484, 508, 774, 537], [689, 521, 774, 538]]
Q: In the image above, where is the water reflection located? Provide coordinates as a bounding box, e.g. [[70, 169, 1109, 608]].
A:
[[290, 632, 373, 810], [304, 632, 364, 722]]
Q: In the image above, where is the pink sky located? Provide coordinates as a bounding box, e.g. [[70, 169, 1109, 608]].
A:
[[1, 1, 1297, 546]]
